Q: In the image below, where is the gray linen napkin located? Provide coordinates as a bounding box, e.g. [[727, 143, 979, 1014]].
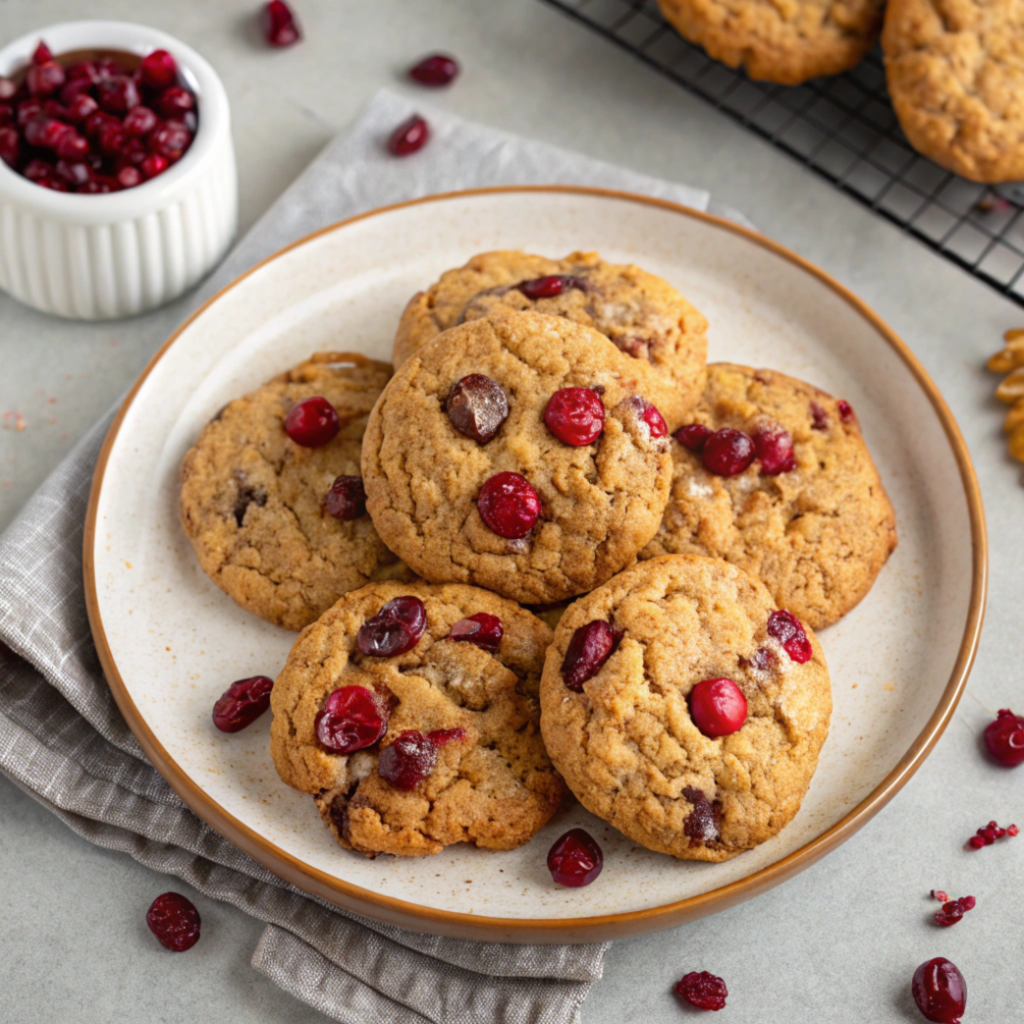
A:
[[0, 88, 747, 1024]]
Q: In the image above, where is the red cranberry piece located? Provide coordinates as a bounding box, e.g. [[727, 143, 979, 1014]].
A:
[[0, 103, 11, 127], [37, 177, 69, 192], [674, 423, 711, 452], [156, 86, 195, 119], [324, 475, 367, 520], [357, 596, 427, 657], [96, 75, 141, 115], [931, 889, 949, 903], [561, 620, 620, 692], [59, 78, 93, 107], [284, 396, 340, 447], [967, 835, 985, 850], [447, 613, 503, 652], [378, 730, 438, 790], [97, 122, 127, 156], [703, 428, 755, 476], [24, 115, 69, 150], [642, 402, 668, 438], [66, 60, 99, 83], [674, 971, 728, 1012], [121, 137, 147, 165], [149, 119, 193, 161], [117, 165, 142, 189], [810, 401, 829, 430], [65, 93, 99, 123], [683, 786, 722, 843], [141, 49, 179, 90], [211, 675, 274, 732], [123, 105, 159, 136], [547, 828, 603, 887], [689, 678, 747, 738], [767, 609, 812, 663], [55, 159, 91, 187], [984, 708, 1024, 767], [388, 114, 429, 156], [838, 400, 855, 424], [544, 387, 605, 446], [754, 422, 796, 475], [934, 902, 963, 928], [0, 127, 19, 168], [261, 0, 302, 46], [141, 152, 169, 179], [960, 895, 976, 911], [54, 130, 89, 161], [26, 61, 66, 98], [78, 177, 117, 194], [445, 374, 509, 444], [314, 685, 388, 754], [409, 54, 460, 86], [23, 158, 54, 182], [1009, 824, 1020, 836], [32, 41, 53, 66], [478, 472, 541, 539], [516, 274, 588, 300], [41, 99, 69, 120], [426, 727, 466, 746], [84, 110, 116, 138], [0, 80, 15, 102], [16, 99, 43, 128], [146, 892, 201, 952], [912, 958, 966, 1023]]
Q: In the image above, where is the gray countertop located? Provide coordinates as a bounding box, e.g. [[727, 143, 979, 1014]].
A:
[[2, 1, 1021, 1022]]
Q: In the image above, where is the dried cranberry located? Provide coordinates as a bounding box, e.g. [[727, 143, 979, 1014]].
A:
[[212, 675, 274, 732], [409, 54, 460, 86], [65, 93, 98, 123], [156, 86, 195, 119], [261, 0, 302, 46], [477, 472, 541, 538], [960, 895, 976, 911], [96, 75, 140, 115], [121, 137, 147, 166], [314, 685, 388, 754], [754, 422, 796, 475], [140, 49, 178, 90], [810, 402, 829, 430], [931, 890, 949, 903], [84, 110, 116, 138], [149, 120, 192, 161], [0, 127, 20, 168], [123, 105, 159, 136], [427, 727, 466, 747], [912, 958, 966, 1023], [140, 153, 169, 179], [26, 61, 65, 98], [933, 902, 963, 928], [838, 400, 855, 424], [746, 646, 775, 673], [55, 131, 89, 161], [674, 423, 711, 452], [117, 165, 142, 189], [59, 78, 93, 107], [378, 730, 438, 790], [284, 396, 340, 447], [55, 159, 91, 186], [642, 402, 668, 438], [547, 828, 603, 887], [24, 116, 69, 150], [0, 80, 15, 102], [984, 708, 1024, 767], [674, 971, 728, 1012], [447, 613, 503, 652], [66, 60, 99, 83], [22, 158, 53, 182], [146, 892, 201, 952], [1010, 824, 1020, 836], [683, 786, 721, 844], [0, 103, 11, 127], [357, 596, 427, 657], [96, 122, 127, 156], [16, 99, 43, 128], [516, 274, 588, 300], [77, 178, 115, 194], [544, 387, 605, 446], [445, 374, 509, 444], [561, 620, 620, 692], [767, 610, 812, 663], [41, 99, 69, 120], [689, 678, 747, 738], [32, 41, 53, 66], [36, 178, 69, 191], [702, 428, 755, 476], [387, 114, 429, 156], [323, 475, 367, 520]]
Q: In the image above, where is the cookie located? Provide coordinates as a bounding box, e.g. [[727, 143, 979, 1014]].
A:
[[883, 0, 1024, 183], [540, 555, 832, 863], [270, 580, 564, 857], [363, 310, 674, 605], [393, 250, 708, 427], [641, 364, 896, 630], [656, 0, 884, 85], [180, 353, 409, 632]]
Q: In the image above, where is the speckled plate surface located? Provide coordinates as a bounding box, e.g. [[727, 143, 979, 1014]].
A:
[[84, 187, 985, 943]]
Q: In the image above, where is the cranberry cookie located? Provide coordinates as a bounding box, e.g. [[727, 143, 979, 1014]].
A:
[[540, 555, 832, 863], [180, 353, 408, 632], [641, 364, 896, 630], [393, 250, 708, 427], [270, 580, 564, 857], [363, 310, 673, 605]]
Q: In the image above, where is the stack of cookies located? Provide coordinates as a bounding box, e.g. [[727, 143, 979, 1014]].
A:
[[180, 249, 896, 870]]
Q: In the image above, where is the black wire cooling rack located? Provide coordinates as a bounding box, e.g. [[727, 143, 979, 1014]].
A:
[[541, 0, 1024, 306]]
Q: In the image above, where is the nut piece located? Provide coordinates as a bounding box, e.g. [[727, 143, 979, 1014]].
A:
[[988, 334, 1024, 374], [1004, 399, 1024, 435], [995, 367, 1024, 403], [1009, 424, 1024, 464]]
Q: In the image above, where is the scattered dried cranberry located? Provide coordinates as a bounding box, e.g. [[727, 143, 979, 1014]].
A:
[[315, 685, 388, 754], [767, 609, 812, 663], [378, 730, 438, 790], [931, 889, 949, 903], [447, 613, 503, 652], [516, 274, 588, 300], [387, 114, 429, 156], [642, 402, 668, 438], [912, 958, 966, 1023], [934, 895, 976, 927], [261, 0, 302, 46], [967, 819, 1017, 849], [140, 49, 178, 90], [32, 41, 53, 66], [810, 402, 829, 430], [674, 423, 711, 451], [689, 678, 747, 738], [284, 396, 340, 447], [357, 596, 427, 657], [754, 422, 796, 475], [544, 387, 605, 446], [983, 708, 1024, 767], [445, 374, 509, 444], [683, 786, 722, 843], [1010, 824, 1020, 836], [477, 472, 541, 539], [146, 892, 201, 952], [212, 675, 274, 732], [561, 620, 620, 692], [547, 828, 603, 887], [409, 54, 459, 86], [324, 475, 367, 520], [674, 971, 728, 1012], [702, 428, 755, 476], [837, 400, 855, 424]]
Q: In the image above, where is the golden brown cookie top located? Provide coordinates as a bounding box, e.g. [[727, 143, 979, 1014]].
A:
[[641, 363, 896, 630], [540, 555, 832, 863], [270, 580, 563, 857], [363, 310, 674, 605], [393, 250, 707, 426], [179, 353, 407, 632], [883, 0, 1024, 183]]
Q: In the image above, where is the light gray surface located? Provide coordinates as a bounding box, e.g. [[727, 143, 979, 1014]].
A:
[[0, 1, 1020, 1022]]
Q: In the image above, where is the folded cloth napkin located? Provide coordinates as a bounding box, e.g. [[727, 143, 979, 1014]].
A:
[[0, 88, 747, 1024]]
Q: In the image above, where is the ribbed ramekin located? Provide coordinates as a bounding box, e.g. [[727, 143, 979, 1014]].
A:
[[0, 21, 237, 320]]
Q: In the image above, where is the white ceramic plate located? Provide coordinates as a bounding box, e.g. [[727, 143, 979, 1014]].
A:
[[85, 187, 985, 943]]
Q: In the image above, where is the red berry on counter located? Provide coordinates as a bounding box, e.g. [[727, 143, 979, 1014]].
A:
[[447, 613, 503, 652], [703, 428, 755, 476], [547, 828, 603, 887], [544, 387, 605, 446], [767, 609, 812, 663], [931, 890, 949, 903], [754, 421, 796, 475], [911, 958, 965, 1023], [689, 678, 748, 738], [445, 374, 509, 445], [387, 114, 429, 156], [477, 472, 541, 538], [674, 971, 728, 1012], [984, 708, 1024, 767], [146, 892, 201, 952], [284, 396, 340, 447], [323, 475, 367, 520], [140, 49, 178, 90], [674, 423, 711, 452], [409, 54, 460, 86], [261, 0, 302, 46], [314, 685, 388, 754], [561, 620, 620, 692], [212, 675, 274, 732], [357, 596, 427, 657], [378, 730, 438, 790]]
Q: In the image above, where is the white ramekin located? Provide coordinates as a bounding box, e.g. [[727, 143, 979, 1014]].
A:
[[0, 21, 237, 320]]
